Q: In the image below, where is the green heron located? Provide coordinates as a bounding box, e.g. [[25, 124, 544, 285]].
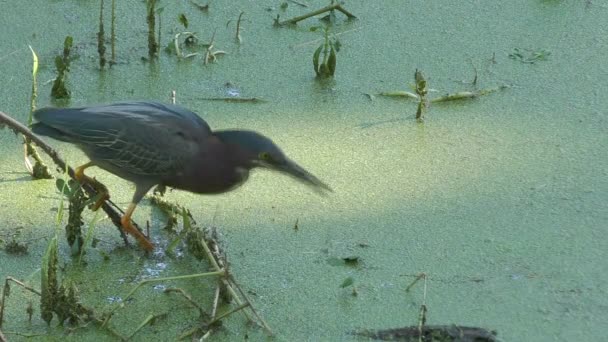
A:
[[32, 101, 331, 251]]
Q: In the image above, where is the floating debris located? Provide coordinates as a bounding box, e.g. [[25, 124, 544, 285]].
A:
[[352, 325, 498, 341], [509, 47, 551, 64]]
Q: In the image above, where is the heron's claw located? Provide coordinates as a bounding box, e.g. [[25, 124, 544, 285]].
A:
[[120, 215, 154, 251]]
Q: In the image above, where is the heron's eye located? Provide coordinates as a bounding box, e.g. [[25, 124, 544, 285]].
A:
[[259, 152, 273, 162]]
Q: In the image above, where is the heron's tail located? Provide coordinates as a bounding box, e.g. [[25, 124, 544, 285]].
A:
[[31, 107, 75, 142], [31, 122, 73, 142]]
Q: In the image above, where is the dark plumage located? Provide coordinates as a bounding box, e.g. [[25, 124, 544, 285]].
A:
[[33, 101, 331, 250]]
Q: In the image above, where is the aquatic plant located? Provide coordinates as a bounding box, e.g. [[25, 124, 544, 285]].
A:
[[378, 68, 508, 121], [56, 178, 86, 256], [51, 36, 73, 99], [97, 0, 106, 69], [146, 0, 159, 58], [414, 69, 428, 120], [311, 25, 339, 78], [25, 46, 52, 179], [509, 47, 551, 64], [227, 11, 245, 43]]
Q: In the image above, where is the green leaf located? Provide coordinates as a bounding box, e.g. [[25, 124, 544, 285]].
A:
[[327, 44, 337, 76], [313, 45, 322, 75], [178, 13, 188, 28], [55, 178, 71, 197], [63, 36, 73, 50], [340, 276, 354, 288]]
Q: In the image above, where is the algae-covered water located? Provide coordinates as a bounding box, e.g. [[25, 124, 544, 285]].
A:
[[1, 1, 607, 341]]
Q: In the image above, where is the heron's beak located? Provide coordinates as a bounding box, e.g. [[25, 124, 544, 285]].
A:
[[273, 159, 333, 195]]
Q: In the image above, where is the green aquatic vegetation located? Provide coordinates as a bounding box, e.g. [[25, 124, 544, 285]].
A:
[[56, 178, 85, 256], [97, 0, 106, 69], [55, 177, 106, 257], [25, 46, 52, 179], [51, 36, 73, 99], [379, 68, 508, 121], [509, 47, 551, 64], [414, 69, 429, 120], [146, 0, 159, 58], [40, 236, 59, 325], [311, 25, 339, 78], [178, 13, 189, 28], [40, 236, 94, 326], [340, 276, 354, 288]]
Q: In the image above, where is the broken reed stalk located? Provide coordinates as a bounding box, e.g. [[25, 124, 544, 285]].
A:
[[149, 195, 273, 335], [278, 3, 356, 26], [0, 111, 129, 245], [111, 0, 116, 65], [164, 288, 205, 316], [24, 46, 52, 179], [417, 274, 428, 342], [201, 230, 273, 335], [127, 313, 167, 340], [146, 0, 158, 58], [97, 0, 106, 69], [124, 271, 226, 301], [235, 11, 244, 43]]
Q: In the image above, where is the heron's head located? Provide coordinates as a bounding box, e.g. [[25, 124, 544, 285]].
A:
[[214, 130, 332, 194]]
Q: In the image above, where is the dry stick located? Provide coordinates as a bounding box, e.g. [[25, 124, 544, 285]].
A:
[[278, 3, 356, 26], [235, 11, 244, 43], [201, 236, 273, 335], [211, 284, 221, 319], [124, 271, 226, 300], [164, 288, 205, 316], [207, 303, 249, 326], [0, 111, 129, 245], [288, 0, 308, 8], [0, 277, 42, 327], [127, 313, 167, 340], [418, 274, 428, 342], [197, 97, 266, 103], [0, 328, 6, 342]]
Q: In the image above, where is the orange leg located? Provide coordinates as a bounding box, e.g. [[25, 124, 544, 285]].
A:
[[120, 202, 154, 251], [74, 162, 109, 210]]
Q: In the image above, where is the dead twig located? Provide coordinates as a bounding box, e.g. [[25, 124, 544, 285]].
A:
[[0, 277, 42, 327], [277, 3, 356, 26], [196, 97, 266, 103]]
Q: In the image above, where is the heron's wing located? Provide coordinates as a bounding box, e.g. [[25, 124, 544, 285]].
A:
[[33, 102, 212, 177]]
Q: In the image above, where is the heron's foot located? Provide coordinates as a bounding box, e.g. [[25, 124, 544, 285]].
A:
[[120, 215, 154, 251], [75, 169, 110, 211], [81, 177, 110, 211]]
